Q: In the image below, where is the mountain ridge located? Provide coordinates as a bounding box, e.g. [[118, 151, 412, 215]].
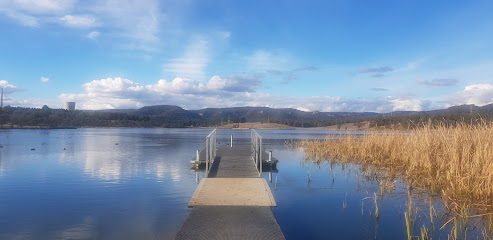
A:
[[2, 103, 493, 128]]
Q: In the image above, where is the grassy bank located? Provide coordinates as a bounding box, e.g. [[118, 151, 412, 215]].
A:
[[298, 121, 493, 216]]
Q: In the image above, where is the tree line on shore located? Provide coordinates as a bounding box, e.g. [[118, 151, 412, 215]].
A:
[[1, 104, 493, 129]]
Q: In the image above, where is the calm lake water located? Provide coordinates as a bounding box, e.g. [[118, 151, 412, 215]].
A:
[[0, 128, 461, 239]]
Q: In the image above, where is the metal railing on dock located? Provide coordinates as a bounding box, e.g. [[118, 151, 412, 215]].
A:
[[205, 129, 217, 177], [251, 129, 263, 177]]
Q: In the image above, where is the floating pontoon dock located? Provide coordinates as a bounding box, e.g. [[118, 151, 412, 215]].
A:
[[176, 129, 285, 240]]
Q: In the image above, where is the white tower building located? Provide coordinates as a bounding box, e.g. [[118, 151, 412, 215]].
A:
[[64, 102, 76, 111]]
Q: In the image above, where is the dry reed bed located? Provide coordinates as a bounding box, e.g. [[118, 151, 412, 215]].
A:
[[298, 122, 493, 214]]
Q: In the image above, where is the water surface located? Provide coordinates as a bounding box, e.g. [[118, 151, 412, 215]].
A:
[[0, 128, 458, 239]]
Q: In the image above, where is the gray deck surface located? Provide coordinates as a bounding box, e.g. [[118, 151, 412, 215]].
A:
[[191, 146, 277, 172], [176, 144, 285, 240], [192, 146, 276, 162], [175, 206, 285, 240], [188, 178, 276, 207], [208, 146, 259, 178]]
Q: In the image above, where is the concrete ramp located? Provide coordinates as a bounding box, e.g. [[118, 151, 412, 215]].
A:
[[189, 178, 276, 207]]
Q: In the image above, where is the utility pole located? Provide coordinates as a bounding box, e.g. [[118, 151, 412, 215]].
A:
[[1, 88, 3, 109]]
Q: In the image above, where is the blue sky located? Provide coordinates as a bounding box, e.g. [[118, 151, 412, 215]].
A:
[[1, 0, 493, 112]]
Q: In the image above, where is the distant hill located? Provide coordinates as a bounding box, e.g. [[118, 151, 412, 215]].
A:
[[137, 105, 201, 123], [191, 107, 378, 123], [125, 105, 381, 127], [127, 104, 493, 128], [2, 104, 493, 128], [368, 103, 493, 128]]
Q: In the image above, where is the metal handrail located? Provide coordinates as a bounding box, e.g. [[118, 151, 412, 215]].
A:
[[251, 129, 262, 177], [205, 129, 217, 177]]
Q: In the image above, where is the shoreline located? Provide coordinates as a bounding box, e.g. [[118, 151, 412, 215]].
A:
[[0, 122, 403, 131], [0, 125, 77, 130]]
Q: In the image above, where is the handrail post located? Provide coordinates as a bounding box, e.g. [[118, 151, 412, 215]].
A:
[[258, 138, 260, 170], [259, 137, 262, 176], [213, 130, 216, 164], [256, 137, 259, 167], [206, 137, 209, 177], [250, 129, 266, 177], [205, 129, 217, 178]]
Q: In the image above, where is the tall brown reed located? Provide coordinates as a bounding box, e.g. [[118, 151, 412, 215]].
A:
[[298, 120, 493, 214]]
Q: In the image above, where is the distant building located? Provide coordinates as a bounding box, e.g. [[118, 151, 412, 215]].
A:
[[64, 102, 76, 111]]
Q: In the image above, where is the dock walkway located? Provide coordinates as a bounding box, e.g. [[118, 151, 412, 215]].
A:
[[176, 132, 285, 240], [207, 146, 260, 178]]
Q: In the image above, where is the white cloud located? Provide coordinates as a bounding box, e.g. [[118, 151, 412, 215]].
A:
[[58, 77, 433, 112], [59, 15, 97, 28], [358, 66, 393, 74], [0, 94, 59, 109], [389, 96, 423, 111], [0, 80, 18, 92], [83, 77, 145, 95], [164, 39, 209, 81], [217, 31, 231, 39], [8, 0, 76, 14], [206, 75, 261, 92], [59, 76, 262, 110], [449, 84, 493, 106], [0, 80, 30, 107], [40, 76, 49, 83], [0, 0, 76, 26], [87, 31, 100, 39], [152, 77, 204, 94], [394, 58, 429, 73], [0, 0, 161, 49], [371, 88, 389, 91], [89, 0, 161, 45], [245, 50, 293, 72], [417, 78, 458, 86], [2, 11, 39, 26]]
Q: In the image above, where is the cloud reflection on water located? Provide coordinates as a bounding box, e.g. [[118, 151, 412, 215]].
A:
[[57, 217, 95, 240], [79, 130, 189, 183]]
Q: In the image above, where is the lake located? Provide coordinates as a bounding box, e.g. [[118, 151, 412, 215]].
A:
[[0, 128, 463, 239]]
